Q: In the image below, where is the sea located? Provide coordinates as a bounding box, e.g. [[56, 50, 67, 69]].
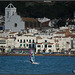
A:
[[0, 56, 75, 74]]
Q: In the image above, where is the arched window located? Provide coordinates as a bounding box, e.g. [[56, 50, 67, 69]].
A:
[[33, 40, 34, 43], [7, 11, 9, 18], [20, 44, 22, 47], [17, 39, 19, 42], [24, 44, 25, 47], [20, 39, 22, 43], [48, 45, 52, 47], [12, 11, 14, 15], [14, 23, 17, 27], [23, 40, 25, 43]]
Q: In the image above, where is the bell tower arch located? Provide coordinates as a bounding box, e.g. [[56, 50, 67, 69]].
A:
[[5, 3, 16, 22]]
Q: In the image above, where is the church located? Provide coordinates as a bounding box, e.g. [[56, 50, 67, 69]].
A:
[[5, 3, 50, 32], [5, 3, 25, 32]]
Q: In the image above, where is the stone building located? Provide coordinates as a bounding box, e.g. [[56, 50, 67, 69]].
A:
[[22, 17, 41, 30], [5, 3, 25, 32]]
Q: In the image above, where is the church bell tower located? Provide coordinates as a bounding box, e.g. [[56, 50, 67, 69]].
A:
[[5, 3, 16, 22]]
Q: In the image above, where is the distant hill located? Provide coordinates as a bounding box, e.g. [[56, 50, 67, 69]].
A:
[[0, 1, 75, 19]]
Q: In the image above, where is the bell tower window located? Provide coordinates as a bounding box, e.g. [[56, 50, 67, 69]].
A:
[[7, 11, 9, 18], [13, 12, 14, 15]]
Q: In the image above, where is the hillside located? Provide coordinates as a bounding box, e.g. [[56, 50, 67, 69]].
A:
[[0, 1, 75, 19]]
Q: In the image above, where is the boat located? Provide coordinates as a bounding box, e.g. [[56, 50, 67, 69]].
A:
[[30, 49, 39, 64]]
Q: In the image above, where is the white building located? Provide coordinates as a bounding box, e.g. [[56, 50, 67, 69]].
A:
[[15, 35, 36, 49], [54, 36, 71, 52], [5, 3, 25, 32], [0, 37, 15, 48], [36, 36, 54, 53], [38, 17, 51, 27], [28, 28, 38, 33]]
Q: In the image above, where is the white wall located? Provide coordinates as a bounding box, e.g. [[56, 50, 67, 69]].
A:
[[15, 36, 36, 48], [5, 13, 25, 32]]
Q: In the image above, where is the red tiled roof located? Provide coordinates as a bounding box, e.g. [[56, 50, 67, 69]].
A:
[[10, 37, 16, 39], [54, 39, 59, 42], [70, 34, 75, 38], [9, 32, 17, 34], [47, 43, 53, 44], [0, 32, 3, 33], [0, 37, 5, 38], [22, 17, 38, 21], [54, 36, 62, 38], [55, 32, 65, 34], [36, 43, 42, 44]]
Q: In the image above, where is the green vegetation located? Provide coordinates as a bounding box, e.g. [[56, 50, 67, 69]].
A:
[[0, 1, 75, 19]]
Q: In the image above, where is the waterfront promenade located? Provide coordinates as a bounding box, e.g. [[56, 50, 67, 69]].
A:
[[0, 53, 75, 56]]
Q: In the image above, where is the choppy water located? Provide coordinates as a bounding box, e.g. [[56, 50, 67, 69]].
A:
[[0, 56, 75, 74]]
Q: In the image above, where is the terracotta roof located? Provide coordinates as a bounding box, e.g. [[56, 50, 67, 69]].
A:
[[47, 42, 53, 44], [10, 37, 16, 39], [36, 43, 42, 44], [62, 36, 70, 38], [54, 39, 59, 42], [55, 32, 65, 34], [36, 36, 42, 39], [24, 35, 32, 36], [9, 32, 17, 34], [4, 38, 8, 39], [70, 34, 75, 38], [0, 37, 5, 38], [0, 32, 3, 33], [22, 17, 38, 21], [54, 36, 62, 38], [56, 43, 59, 45]]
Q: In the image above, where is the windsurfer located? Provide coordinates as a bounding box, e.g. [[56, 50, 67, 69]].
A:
[[30, 58, 34, 63]]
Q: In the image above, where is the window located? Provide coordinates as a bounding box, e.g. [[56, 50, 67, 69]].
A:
[[29, 44, 31, 48], [24, 44, 25, 47], [26, 44, 28, 47], [17, 39, 19, 42], [23, 40, 25, 43], [20, 44, 22, 47], [45, 44, 47, 48], [14, 23, 17, 27], [27, 40, 28, 42], [48, 45, 52, 47], [33, 40, 34, 43], [32, 44, 35, 48], [0, 27, 3, 30], [45, 40, 47, 42], [13, 12, 14, 15], [0, 40, 6, 44], [7, 11, 9, 18], [37, 45, 40, 47], [20, 39, 22, 43]]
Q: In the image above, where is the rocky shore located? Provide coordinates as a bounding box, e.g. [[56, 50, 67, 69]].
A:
[[0, 53, 75, 56]]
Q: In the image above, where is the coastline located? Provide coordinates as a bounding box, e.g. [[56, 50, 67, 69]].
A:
[[0, 53, 75, 56]]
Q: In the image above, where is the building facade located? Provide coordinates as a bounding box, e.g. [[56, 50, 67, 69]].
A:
[[5, 3, 25, 32]]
